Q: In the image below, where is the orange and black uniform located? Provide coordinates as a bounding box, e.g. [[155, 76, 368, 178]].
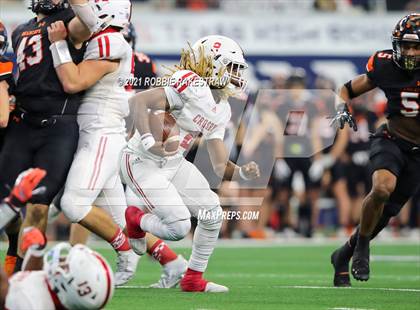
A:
[[0, 55, 15, 149], [0, 8, 85, 205], [366, 49, 420, 216]]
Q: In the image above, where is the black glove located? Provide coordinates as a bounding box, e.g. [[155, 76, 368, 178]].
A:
[[329, 103, 358, 131]]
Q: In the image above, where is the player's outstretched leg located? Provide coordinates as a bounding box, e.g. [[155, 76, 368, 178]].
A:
[[181, 206, 228, 293], [351, 170, 396, 281]]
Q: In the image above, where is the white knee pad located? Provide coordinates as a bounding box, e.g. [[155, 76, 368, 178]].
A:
[[60, 192, 92, 223], [198, 206, 223, 230], [166, 219, 191, 241]]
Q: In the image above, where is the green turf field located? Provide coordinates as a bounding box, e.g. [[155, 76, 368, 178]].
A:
[[98, 243, 420, 310], [2, 242, 419, 309]]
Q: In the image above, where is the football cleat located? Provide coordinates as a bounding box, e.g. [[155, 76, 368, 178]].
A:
[[181, 271, 229, 293], [204, 282, 229, 293], [150, 255, 188, 289], [351, 244, 370, 281], [125, 206, 147, 255], [331, 249, 351, 287], [115, 249, 140, 286]]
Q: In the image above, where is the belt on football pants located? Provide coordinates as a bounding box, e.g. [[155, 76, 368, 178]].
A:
[[16, 109, 77, 128]]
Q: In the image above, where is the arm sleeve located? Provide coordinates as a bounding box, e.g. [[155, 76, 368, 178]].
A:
[[0, 59, 13, 82], [365, 52, 378, 84], [84, 34, 126, 61], [205, 126, 226, 141]]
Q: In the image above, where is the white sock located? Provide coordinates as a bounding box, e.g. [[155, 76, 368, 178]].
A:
[[140, 214, 190, 241], [188, 223, 219, 272]]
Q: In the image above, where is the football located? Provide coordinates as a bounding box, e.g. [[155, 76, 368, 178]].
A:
[[149, 110, 180, 152]]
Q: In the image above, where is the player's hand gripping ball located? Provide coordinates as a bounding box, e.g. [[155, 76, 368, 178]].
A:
[[47, 21, 68, 43], [148, 110, 180, 155]]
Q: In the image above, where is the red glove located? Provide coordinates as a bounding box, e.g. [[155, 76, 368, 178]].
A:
[[6, 168, 46, 208], [21, 227, 47, 253]]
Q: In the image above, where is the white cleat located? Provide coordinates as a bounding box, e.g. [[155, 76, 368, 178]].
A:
[[150, 255, 188, 288], [128, 236, 147, 256], [204, 282, 229, 293], [115, 250, 140, 286]]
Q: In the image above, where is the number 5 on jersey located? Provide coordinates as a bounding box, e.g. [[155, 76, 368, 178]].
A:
[[401, 92, 419, 117]]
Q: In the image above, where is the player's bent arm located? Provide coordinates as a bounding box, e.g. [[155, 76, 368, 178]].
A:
[[207, 138, 240, 180], [0, 81, 10, 128], [338, 74, 376, 103], [67, 17, 91, 46], [129, 87, 170, 136], [55, 59, 118, 94]]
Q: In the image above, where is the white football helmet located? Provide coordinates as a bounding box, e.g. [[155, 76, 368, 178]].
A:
[[90, 0, 131, 29], [44, 243, 115, 310], [191, 35, 248, 89]]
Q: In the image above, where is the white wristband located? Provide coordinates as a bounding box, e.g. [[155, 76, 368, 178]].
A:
[[239, 167, 252, 180], [141, 133, 156, 151], [49, 40, 72, 68]]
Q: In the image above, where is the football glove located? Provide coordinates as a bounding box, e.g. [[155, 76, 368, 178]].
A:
[[6, 168, 47, 209], [21, 227, 47, 253], [329, 103, 358, 132]]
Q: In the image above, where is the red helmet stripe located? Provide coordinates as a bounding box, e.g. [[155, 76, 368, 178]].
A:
[[93, 253, 112, 309]]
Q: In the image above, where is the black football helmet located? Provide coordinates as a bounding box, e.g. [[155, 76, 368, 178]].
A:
[[30, 0, 67, 15], [392, 13, 420, 71], [122, 23, 137, 50], [0, 21, 8, 57]]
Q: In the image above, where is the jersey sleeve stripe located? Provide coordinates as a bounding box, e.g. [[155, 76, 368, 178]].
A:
[[98, 37, 104, 58], [366, 54, 375, 72], [178, 75, 199, 93], [93, 253, 112, 309], [173, 71, 194, 90], [0, 61, 13, 75], [104, 35, 110, 57]]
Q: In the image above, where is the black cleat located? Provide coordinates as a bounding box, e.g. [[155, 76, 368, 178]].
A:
[[351, 245, 370, 281], [331, 249, 351, 287]]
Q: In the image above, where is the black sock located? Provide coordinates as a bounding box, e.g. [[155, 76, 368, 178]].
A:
[[13, 256, 24, 273], [6, 232, 19, 257], [333, 228, 359, 273], [357, 234, 370, 251]]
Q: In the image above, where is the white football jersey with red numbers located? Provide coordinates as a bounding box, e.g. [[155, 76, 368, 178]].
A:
[[78, 31, 133, 133], [127, 70, 231, 159], [5, 271, 55, 310]]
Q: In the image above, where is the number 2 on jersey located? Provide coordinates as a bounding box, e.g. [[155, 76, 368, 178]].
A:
[[16, 34, 43, 72], [400, 92, 419, 117]]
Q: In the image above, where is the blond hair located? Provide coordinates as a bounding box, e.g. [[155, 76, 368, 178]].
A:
[[165, 44, 236, 100]]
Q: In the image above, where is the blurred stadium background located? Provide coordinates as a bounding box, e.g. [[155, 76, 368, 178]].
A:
[[0, 0, 419, 244]]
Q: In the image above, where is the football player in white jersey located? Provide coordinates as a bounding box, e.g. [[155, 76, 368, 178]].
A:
[[4, 234, 114, 310], [121, 35, 260, 292], [0, 168, 113, 309], [47, 0, 138, 285]]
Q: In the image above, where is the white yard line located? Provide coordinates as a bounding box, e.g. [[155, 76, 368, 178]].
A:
[[328, 308, 376, 310], [274, 285, 420, 293], [371, 255, 420, 262], [116, 284, 420, 293]]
